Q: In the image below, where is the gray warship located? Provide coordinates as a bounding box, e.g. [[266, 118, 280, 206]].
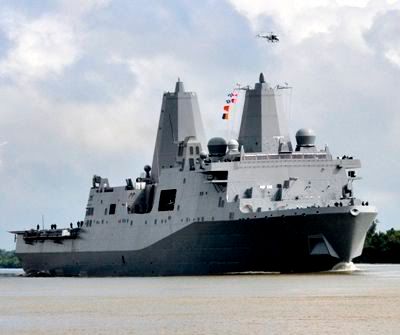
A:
[[11, 73, 377, 276]]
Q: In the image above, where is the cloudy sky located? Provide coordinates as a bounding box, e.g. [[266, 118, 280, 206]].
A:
[[1, 0, 399, 249]]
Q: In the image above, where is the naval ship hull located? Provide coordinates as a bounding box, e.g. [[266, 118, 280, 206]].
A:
[[17, 208, 376, 276]]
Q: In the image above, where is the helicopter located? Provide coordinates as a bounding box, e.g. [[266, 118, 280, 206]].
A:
[[256, 32, 279, 43]]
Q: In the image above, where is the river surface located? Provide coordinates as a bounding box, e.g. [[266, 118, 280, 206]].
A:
[[0, 264, 399, 335]]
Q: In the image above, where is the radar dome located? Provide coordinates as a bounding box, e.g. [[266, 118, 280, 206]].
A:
[[295, 128, 316, 147], [199, 150, 208, 159], [227, 139, 239, 152], [207, 137, 227, 156], [144, 165, 152, 178]]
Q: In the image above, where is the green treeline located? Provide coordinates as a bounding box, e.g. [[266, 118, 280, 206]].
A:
[[355, 222, 400, 263], [0, 249, 21, 268]]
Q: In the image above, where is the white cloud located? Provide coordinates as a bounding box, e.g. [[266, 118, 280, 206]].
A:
[[123, 55, 189, 95], [1, 0, 400, 250], [228, 0, 400, 51], [385, 48, 400, 67], [46, 54, 190, 155], [59, 0, 112, 16], [0, 11, 81, 81], [335, 0, 370, 7], [386, 107, 400, 155], [229, 0, 336, 39], [365, 9, 400, 69], [0, 53, 189, 161], [0, 144, 4, 171], [0, 140, 7, 170]]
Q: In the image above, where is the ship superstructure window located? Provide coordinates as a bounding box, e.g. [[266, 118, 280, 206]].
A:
[[189, 158, 195, 171], [86, 207, 94, 216], [178, 142, 184, 156], [348, 170, 356, 178], [190, 146, 194, 155], [109, 204, 116, 215], [158, 189, 177, 211], [196, 146, 200, 155]]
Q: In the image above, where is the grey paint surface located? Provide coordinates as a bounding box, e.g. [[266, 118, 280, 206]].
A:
[[239, 74, 292, 153], [17, 210, 375, 276], [12, 74, 377, 276], [151, 79, 205, 181]]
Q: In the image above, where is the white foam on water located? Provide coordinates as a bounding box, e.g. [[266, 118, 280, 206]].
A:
[[331, 261, 359, 273]]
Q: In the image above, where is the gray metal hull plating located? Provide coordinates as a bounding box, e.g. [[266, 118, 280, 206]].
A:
[[17, 210, 375, 276]]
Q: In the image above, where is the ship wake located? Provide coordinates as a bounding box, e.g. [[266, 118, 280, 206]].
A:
[[331, 262, 359, 273]]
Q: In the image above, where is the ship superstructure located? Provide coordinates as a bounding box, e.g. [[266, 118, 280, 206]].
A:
[[11, 74, 377, 276]]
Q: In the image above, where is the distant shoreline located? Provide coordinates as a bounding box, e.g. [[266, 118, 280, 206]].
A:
[[0, 249, 21, 268], [354, 223, 400, 264]]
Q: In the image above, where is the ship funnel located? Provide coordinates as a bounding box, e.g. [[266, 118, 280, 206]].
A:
[[151, 79, 205, 181], [238, 73, 292, 154]]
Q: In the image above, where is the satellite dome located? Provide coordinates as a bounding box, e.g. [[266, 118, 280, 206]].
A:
[[295, 128, 316, 147], [207, 137, 227, 156], [144, 165, 152, 178], [227, 139, 239, 152]]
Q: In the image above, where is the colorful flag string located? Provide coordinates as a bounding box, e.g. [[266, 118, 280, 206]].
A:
[[221, 87, 240, 120]]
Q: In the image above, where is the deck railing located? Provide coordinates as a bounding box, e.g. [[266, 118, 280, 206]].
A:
[[242, 152, 329, 161]]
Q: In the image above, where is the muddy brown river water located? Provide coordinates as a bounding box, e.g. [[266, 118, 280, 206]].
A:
[[0, 264, 399, 334]]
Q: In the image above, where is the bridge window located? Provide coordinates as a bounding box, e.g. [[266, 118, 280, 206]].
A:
[[190, 146, 194, 155], [109, 204, 116, 215], [348, 170, 356, 178], [189, 158, 195, 171], [178, 142, 184, 156], [86, 207, 94, 216], [158, 189, 177, 211]]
